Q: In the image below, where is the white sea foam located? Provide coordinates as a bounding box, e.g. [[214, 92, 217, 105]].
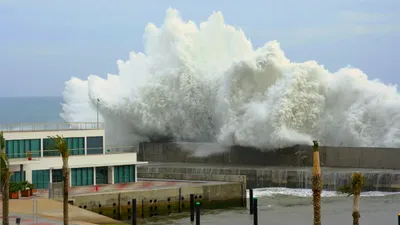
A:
[[249, 188, 400, 198], [60, 8, 400, 150]]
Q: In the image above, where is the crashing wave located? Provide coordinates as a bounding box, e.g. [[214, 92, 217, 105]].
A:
[[60, 8, 400, 150]]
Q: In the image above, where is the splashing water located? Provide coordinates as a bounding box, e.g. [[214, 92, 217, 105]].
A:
[[249, 187, 400, 198], [60, 8, 400, 150]]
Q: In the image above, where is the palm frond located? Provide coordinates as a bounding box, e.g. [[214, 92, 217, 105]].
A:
[[48, 135, 70, 158], [337, 172, 365, 196], [0, 131, 5, 151]]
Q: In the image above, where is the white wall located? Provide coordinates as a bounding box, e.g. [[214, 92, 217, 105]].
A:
[[10, 153, 138, 171], [3, 129, 105, 140]]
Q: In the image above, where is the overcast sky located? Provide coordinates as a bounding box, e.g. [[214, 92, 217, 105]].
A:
[[0, 0, 399, 97]]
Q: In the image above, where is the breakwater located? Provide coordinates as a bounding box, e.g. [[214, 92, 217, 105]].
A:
[[67, 176, 246, 220], [138, 142, 400, 169], [137, 164, 400, 191]]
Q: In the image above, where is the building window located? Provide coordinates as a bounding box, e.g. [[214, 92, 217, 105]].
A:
[[52, 169, 63, 183], [32, 170, 50, 189], [71, 167, 94, 186], [43, 138, 59, 157], [114, 165, 135, 184], [5, 139, 40, 158], [95, 167, 108, 184], [87, 136, 103, 155], [43, 137, 85, 157], [66, 137, 85, 155], [10, 171, 26, 183]]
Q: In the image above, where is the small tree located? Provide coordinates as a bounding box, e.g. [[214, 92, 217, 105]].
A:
[[338, 172, 365, 225], [312, 140, 322, 225], [0, 131, 11, 225], [49, 135, 70, 225]]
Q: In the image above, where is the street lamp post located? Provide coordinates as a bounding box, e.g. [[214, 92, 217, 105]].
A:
[[96, 98, 100, 129]]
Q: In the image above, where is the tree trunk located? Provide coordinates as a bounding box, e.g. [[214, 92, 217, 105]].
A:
[[62, 157, 69, 225], [2, 171, 10, 225], [312, 142, 322, 225], [352, 194, 360, 225]]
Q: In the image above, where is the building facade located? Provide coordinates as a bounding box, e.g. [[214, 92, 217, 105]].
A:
[[2, 122, 146, 189]]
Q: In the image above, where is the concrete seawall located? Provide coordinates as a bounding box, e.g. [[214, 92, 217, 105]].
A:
[[138, 163, 400, 191], [70, 176, 246, 220], [138, 142, 400, 169]]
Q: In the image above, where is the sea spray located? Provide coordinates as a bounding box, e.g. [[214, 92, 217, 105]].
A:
[[61, 8, 400, 153]]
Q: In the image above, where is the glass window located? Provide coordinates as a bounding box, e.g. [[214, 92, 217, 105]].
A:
[[52, 169, 63, 183], [32, 170, 50, 189], [87, 136, 103, 155], [67, 137, 85, 155], [71, 167, 94, 186], [114, 165, 135, 184], [95, 167, 108, 184], [43, 138, 59, 157], [5, 139, 41, 158], [10, 171, 25, 183]]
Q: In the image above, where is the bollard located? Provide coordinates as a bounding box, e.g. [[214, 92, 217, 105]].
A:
[[190, 194, 195, 222], [178, 188, 182, 213], [117, 193, 121, 220], [141, 199, 144, 219], [195, 202, 200, 225], [16, 217, 21, 225], [249, 189, 254, 215], [132, 199, 137, 225], [253, 198, 258, 225]]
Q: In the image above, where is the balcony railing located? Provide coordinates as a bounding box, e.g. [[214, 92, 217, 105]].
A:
[[0, 122, 104, 132], [5, 146, 137, 160]]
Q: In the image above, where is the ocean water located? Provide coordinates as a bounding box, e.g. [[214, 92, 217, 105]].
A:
[[150, 188, 400, 225], [0, 96, 64, 124]]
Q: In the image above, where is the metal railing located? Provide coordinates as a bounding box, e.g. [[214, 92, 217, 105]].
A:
[[0, 122, 104, 132], [5, 145, 138, 159]]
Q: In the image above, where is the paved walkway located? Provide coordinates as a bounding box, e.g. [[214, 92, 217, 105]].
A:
[[0, 212, 69, 225], [0, 199, 121, 225]]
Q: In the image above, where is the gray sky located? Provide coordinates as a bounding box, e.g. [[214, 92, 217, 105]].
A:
[[0, 0, 399, 97]]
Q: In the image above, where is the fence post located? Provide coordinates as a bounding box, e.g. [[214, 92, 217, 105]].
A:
[[178, 188, 182, 213], [253, 198, 258, 225], [249, 189, 254, 215], [117, 193, 121, 220], [132, 199, 137, 225], [141, 199, 144, 219], [48, 182, 52, 199], [190, 194, 195, 222], [195, 202, 200, 225]]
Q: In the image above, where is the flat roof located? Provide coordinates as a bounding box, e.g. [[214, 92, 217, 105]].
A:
[[0, 122, 104, 132]]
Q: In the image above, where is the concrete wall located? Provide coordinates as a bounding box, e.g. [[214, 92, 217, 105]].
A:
[[137, 165, 400, 192], [71, 181, 245, 219], [138, 142, 400, 169]]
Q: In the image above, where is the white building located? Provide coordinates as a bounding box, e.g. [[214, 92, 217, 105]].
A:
[[1, 122, 147, 189]]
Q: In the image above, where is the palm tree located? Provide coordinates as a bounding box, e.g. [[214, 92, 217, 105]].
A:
[[338, 172, 364, 225], [1, 131, 11, 225], [312, 140, 322, 225], [49, 135, 70, 225]]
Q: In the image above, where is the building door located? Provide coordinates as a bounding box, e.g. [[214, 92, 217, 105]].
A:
[[32, 170, 50, 189], [52, 169, 63, 183], [71, 167, 94, 186], [114, 165, 135, 184], [95, 167, 108, 184]]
